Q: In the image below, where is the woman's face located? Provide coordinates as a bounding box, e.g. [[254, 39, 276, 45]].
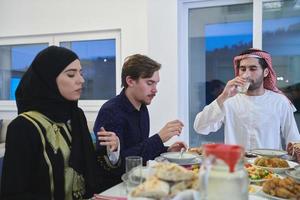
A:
[[56, 59, 85, 101]]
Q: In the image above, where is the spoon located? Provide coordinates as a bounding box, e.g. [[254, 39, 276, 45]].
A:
[[179, 148, 185, 159]]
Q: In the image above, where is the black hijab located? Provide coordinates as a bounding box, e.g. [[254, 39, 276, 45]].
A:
[[15, 45, 99, 197]]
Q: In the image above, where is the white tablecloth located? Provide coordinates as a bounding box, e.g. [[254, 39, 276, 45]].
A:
[[100, 182, 272, 200]]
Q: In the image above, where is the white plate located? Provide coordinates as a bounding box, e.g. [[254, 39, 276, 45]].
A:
[[248, 159, 298, 174], [285, 165, 300, 182], [122, 167, 150, 184], [251, 149, 287, 157], [259, 190, 292, 200], [249, 195, 268, 200], [160, 152, 199, 164], [250, 174, 282, 183]]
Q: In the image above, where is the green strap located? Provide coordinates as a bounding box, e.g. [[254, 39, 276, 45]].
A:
[[23, 111, 71, 163], [21, 111, 85, 200], [20, 113, 55, 200]]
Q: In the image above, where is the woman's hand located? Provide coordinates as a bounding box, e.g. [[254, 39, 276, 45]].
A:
[[97, 127, 119, 152]]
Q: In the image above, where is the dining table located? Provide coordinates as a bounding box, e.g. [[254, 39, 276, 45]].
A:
[[97, 181, 278, 200], [95, 154, 300, 200]]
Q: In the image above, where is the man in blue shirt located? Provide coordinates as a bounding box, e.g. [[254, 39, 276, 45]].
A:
[[94, 54, 185, 188]]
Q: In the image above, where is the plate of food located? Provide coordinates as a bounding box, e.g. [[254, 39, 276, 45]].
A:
[[245, 163, 278, 183], [260, 177, 300, 200], [250, 157, 298, 174], [129, 163, 200, 200], [159, 152, 200, 165], [260, 190, 292, 200], [251, 149, 287, 157]]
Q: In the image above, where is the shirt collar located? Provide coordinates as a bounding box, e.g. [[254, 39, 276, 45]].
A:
[[119, 89, 146, 112]]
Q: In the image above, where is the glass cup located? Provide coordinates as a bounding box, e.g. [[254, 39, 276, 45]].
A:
[[237, 76, 251, 94], [125, 156, 143, 193]]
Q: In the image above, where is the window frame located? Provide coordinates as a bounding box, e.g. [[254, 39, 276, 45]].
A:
[[0, 30, 121, 112], [178, 0, 262, 145]]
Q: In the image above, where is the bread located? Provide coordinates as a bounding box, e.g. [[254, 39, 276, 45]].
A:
[[170, 177, 200, 196], [153, 163, 196, 181], [130, 176, 169, 199]]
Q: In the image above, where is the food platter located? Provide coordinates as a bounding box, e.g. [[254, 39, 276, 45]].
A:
[[245, 163, 281, 182], [160, 152, 201, 165], [248, 158, 298, 174], [250, 149, 287, 157], [254, 166, 291, 174]]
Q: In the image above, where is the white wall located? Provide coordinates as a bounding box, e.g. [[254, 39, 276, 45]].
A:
[[0, 0, 181, 144]]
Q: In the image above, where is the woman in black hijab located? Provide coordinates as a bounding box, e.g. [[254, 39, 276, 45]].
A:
[[0, 46, 118, 199]]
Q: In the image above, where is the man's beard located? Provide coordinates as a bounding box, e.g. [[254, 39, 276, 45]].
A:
[[248, 74, 264, 91]]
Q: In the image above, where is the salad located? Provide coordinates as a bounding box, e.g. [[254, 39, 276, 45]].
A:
[[245, 163, 274, 181]]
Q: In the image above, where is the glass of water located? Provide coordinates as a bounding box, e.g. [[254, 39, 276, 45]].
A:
[[125, 156, 143, 193], [237, 76, 251, 94]]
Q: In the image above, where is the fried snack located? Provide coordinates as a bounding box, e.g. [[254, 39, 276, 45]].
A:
[[262, 177, 300, 199], [130, 176, 169, 199], [254, 157, 289, 168], [153, 163, 196, 181]]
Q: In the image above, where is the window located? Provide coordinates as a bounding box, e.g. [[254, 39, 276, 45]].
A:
[[0, 31, 120, 111], [187, 2, 253, 146], [0, 44, 48, 100], [262, 0, 300, 113], [61, 39, 116, 100], [179, 0, 300, 146]]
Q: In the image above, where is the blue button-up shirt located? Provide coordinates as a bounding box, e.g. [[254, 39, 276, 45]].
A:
[[94, 89, 167, 172]]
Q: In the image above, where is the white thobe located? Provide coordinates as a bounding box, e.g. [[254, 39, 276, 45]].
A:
[[194, 90, 300, 150]]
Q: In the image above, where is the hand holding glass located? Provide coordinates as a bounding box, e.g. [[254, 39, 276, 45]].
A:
[[237, 75, 250, 94]]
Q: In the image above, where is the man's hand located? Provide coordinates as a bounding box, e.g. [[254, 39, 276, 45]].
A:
[[97, 127, 119, 152], [217, 76, 246, 107], [158, 120, 184, 143], [167, 141, 187, 152]]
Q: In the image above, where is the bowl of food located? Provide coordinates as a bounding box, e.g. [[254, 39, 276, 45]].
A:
[[160, 152, 198, 164]]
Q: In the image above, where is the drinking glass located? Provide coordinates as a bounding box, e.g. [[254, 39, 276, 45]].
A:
[[125, 156, 143, 193], [237, 77, 251, 94]]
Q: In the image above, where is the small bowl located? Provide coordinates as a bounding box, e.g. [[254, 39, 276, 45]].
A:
[[160, 152, 197, 164]]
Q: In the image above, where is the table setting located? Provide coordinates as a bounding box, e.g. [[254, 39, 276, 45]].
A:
[[95, 144, 300, 200]]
